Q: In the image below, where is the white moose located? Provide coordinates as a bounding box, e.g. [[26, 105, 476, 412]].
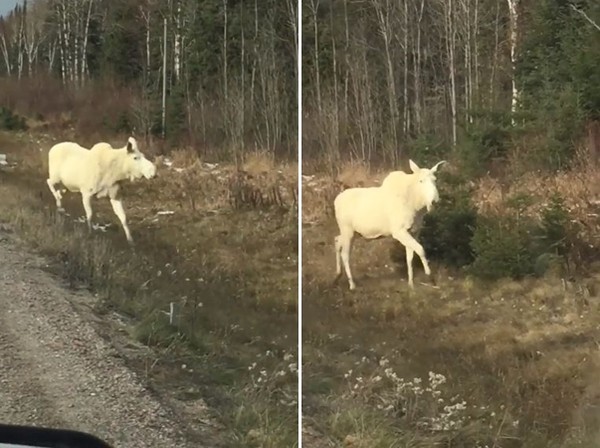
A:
[[46, 136, 157, 245], [333, 159, 446, 290]]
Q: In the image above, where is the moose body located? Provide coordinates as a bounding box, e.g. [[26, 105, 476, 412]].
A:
[[46, 136, 157, 245], [333, 159, 445, 290]]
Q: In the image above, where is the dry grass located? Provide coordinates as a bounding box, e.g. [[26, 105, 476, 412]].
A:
[[334, 160, 375, 188], [0, 130, 298, 447], [169, 147, 201, 168], [302, 163, 600, 447], [243, 150, 276, 175]]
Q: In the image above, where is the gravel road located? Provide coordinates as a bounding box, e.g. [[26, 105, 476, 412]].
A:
[[0, 232, 204, 447]]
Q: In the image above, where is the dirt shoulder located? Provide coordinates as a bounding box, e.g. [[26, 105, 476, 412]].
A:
[[0, 230, 212, 447]]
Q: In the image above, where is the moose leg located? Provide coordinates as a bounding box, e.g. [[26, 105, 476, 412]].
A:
[[334, 235, 343, 278], [405, 246, 415, 287], [110, 198, 133, 245], [46, 179, 64, 212], [337, 231, 356, 290], [392, 229, 431, 289], [81, 192, 93, 232]]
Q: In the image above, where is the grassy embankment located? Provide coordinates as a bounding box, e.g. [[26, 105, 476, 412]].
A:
[[0, 128, 298, 447]]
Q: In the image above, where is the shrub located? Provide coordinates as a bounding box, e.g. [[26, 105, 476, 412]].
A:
[[420, 172, 478, 268], [0, 107, 28, 131], [538, 193, 569, 256], [406, 133, 451, 167], [469, 193, 539, 280], [457, 109, 515, 177], [393, 178, 580, 281], [533, 192, 584, 276], [470, 215, 536, 280]]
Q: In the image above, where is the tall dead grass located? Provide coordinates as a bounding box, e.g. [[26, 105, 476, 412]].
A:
[[473, 153, 600, 250]]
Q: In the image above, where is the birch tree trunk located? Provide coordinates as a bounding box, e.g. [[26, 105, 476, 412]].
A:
[[445, 0, 457, 147], [343, 0, 350, 123], [162, 17, 167, 138], [413, 0, 425, 134], [309, 0, 322, 115], [173, 0, 181, 82], [222, 0, 228, 102], [57, 2, 67, 83], [473, 0, 479, 114], [239, 0, 245, 164], [330, 0, 339, 165], [25, 7, 41, 78], [507, 0, 519, 125], [373, 0, 399, 162], [48, 38, 57, 74], [139, 4, 151, 73], [79, 0, 93, 86], [402, 0, 409, 137], [489, 0, 500, 107], [17, 5, 25, 79], [250, 0, 258, 119], [73, 0, 79, 86], [0, 33, 11, 75]]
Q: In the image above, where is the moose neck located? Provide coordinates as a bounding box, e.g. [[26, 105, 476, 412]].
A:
[[99, 147, 132, 184]]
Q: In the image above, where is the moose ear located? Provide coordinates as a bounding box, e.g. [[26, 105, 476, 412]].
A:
[[430, 160, 446, 173], [126, 141, 134, 153], [408, 159, 420, 173]]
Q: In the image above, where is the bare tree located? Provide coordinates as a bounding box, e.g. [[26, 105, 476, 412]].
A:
[[23, 0, 48, 77], [372, 0, 400, 162], [222, 0, 228, 102], [507, 0, 519, 124], [79, 0, 94, 84], [0, 19, 13, 75], [443, 0, 458, 146], [173, 0, 182, 82], [162, 16, 167, 138], [412, 0, 425, 133], [308, 0, 322, 115]]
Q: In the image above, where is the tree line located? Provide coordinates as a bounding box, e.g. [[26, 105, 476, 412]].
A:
[[302, 0, 600, 173], [0, 0, 297, 161]]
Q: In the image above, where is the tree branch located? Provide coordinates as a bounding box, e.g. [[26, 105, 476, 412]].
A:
[[570, 4, 600, 32]]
